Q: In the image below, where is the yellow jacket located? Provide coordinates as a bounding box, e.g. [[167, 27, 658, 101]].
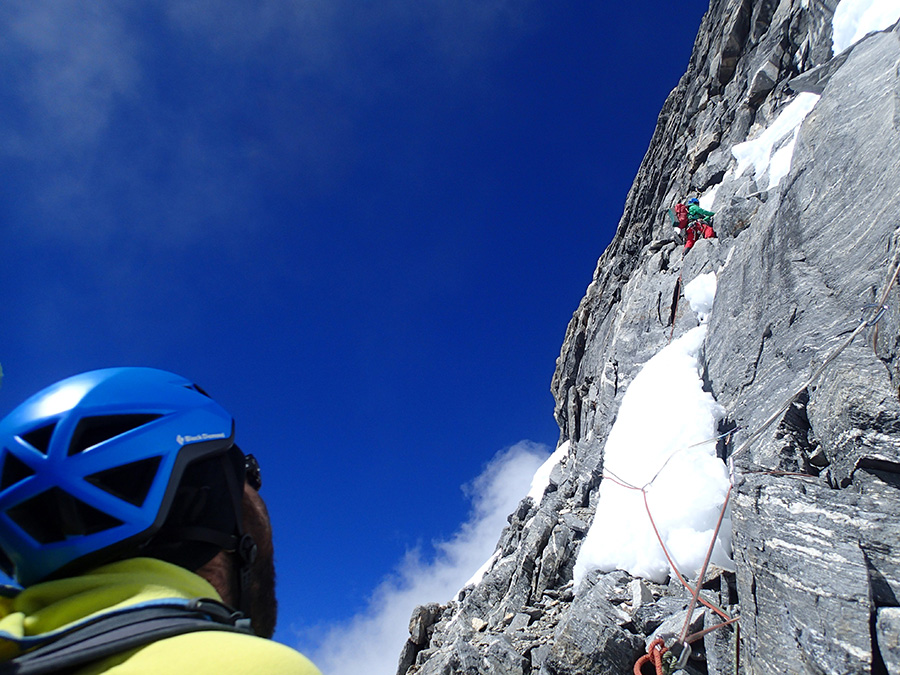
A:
[[0, 558, 321, 674]]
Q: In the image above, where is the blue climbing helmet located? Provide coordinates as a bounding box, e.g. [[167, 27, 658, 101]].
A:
[[0, 368, 247, 587], [687, 197, 700, 206]]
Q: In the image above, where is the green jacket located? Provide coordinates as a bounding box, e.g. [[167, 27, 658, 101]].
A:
[[687, 204, 715, 221], [0, 558, 321, 674]]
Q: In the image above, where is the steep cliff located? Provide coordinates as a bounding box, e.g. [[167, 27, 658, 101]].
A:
[[399, 1, 900, 673]]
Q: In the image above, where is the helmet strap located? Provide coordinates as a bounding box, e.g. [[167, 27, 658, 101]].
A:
[[223, 451, 257, 625], [152, 448, 256, 627], [237, 533, 258, 622]]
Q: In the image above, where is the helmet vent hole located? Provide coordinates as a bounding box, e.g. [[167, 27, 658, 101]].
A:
[[7, 488, 124, 544], [0, 547, 13, 577], [86, 456, 162, 507], [0, 453, 35, 490], [21, 424, 56, 455], [69, 414, 163, 456]]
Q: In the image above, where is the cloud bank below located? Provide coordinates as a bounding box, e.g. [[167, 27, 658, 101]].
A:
[[303, 440, 550, 675]]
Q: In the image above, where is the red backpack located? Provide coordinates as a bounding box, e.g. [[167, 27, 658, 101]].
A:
[[674, 203, 688, 228]]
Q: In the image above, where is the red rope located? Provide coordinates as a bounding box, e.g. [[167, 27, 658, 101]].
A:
[[684, 614, 741, 644], [678, 484, 733, 644], [633, 638, 667, 675], [603, 453, 739, 674], [602, 470, 733, 622], [640, 489, 732, 622]]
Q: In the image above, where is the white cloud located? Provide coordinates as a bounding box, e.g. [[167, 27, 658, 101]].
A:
[[2, 0, 538, 160], [303, 440, 549, 675], [525, 440, 569, 503], [0, 0, 539, 249], [162, 0, 538, 74], [0, 1, 139, 157]]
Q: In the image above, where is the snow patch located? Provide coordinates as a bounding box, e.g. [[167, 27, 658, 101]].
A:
[[699, 184, 719, 212], [573, 286, 731, 586], [833, 0, 900, 54], [732, 93, 820, 191], [684, 273, 717, 324]]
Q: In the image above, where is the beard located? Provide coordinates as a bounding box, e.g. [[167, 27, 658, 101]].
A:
[[248, 531, 278, 638], [242, 487, 278, 638]]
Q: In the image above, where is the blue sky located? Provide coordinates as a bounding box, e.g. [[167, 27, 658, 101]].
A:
[[0, 0, 709, 668]]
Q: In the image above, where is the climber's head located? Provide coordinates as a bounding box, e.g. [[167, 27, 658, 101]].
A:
[[0, 367, 251, 587], [687, 197, 700, 206]]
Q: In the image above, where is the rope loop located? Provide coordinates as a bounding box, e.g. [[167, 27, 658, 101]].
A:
[[633, 638, 669, 675]]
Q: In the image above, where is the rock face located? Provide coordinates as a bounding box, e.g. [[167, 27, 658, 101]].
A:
[[398, 2, 900, 673]]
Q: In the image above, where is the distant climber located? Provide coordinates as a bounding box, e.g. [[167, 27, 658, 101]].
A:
[[686, 197, 715, 226], [672, 197, 716, 253]]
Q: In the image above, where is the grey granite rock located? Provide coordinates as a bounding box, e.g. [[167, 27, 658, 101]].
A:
[[878, 608, 900, 675], [632, 596, 690, 636], [398, 6, 900, 675], [540, 573, 644, 675]]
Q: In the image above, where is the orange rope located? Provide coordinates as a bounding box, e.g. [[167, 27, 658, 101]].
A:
[[633, 638, 667, 675]]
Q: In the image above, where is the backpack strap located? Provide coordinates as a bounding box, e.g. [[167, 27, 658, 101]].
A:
[[0, 599, 254, 675]]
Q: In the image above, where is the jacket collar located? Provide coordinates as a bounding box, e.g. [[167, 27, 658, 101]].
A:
[[0, 558, 220, 640]]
